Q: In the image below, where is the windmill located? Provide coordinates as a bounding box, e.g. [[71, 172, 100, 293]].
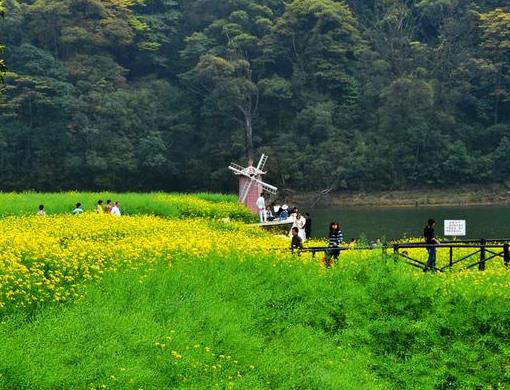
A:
[[228, 154, 278, 213]]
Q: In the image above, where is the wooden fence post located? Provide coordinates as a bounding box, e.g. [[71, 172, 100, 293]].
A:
[[479, 239, 486, 271], [504, 243, 509, 268]]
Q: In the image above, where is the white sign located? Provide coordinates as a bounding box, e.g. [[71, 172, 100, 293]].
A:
[[444, 220, 466, 236]]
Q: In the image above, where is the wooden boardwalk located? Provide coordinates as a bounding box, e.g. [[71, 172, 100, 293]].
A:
[[293, 239, 510, 272]]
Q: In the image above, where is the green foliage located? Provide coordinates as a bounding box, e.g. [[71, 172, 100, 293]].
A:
[[273, 0, 362, 92], [0, 0, 510, 191]]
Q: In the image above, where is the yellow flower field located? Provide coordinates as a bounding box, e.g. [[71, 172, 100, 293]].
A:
[[0, 214, 293, 312], [1, 213, 510, 314]]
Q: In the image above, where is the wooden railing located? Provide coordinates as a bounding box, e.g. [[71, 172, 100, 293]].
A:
[[392, 239, 510, 272], [291, 239, 510, 272]]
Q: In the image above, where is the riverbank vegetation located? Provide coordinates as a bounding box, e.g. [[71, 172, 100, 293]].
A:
[[1, 194, 509, 388], [1, 1, 510, 192], [292, 187, 510, 208]]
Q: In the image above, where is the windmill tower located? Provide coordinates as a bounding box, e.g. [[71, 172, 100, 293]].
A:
[[228, 154, 278, 213]]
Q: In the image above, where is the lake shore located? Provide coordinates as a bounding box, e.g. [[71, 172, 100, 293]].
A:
[[288, 187, 510, 208]]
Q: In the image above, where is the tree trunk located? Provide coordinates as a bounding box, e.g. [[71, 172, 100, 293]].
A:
[[495, 65, 502, 125], [245, 113, 254, 166]]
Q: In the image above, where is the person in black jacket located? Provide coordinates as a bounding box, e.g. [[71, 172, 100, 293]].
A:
[[424, 218, 440, 272], [290, 227, 304, 254], [304, 212, 312, 239]]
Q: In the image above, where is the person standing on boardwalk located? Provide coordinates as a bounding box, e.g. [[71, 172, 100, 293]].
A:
[[304, 212, 312, 239], [324, 221, 343, 268], [293, 212, 307, 241], [256, 193, 266, 223], [424, 218, 440, 272]]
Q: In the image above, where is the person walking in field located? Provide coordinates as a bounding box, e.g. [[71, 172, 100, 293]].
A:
[[256, 193, 266, 223], [423, 218, 440, 272], [111, 201, 121, 217], [105, 199, 113, 214], [37, 204, 46, 216], [73, 203, 84, 215], [324, 221, 343, 268], [96, 200, 104, 214]]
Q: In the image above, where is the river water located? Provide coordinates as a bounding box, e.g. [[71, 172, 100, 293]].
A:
[[306, 205, 510, 241]]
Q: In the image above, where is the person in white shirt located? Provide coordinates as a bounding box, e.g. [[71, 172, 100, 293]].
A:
[[37, 204, 46, 216], [72, 202, 84, 215], [255, 193, 266, 223], [291, 212, 307, 241], [290, 209, 306, 241], [111, 201, 121, 217]]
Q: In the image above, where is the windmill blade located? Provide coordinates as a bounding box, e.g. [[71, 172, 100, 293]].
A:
[[240, 178, 255, 203], [252, 177, 278, 194], [256, 154, 268, 173], [228, 164, 250, 177], [261, 184, 278, 195], [229, 162, 247, 172]]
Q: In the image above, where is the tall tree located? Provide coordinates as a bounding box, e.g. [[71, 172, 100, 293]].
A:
[[0, 0, 5, 83], [180, 2, 278, 165], [479, 8, 510, 124]]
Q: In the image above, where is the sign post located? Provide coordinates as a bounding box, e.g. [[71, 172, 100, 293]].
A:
[[444, 220, 466, 237]]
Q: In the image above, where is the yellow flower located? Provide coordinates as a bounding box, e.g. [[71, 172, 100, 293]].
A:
[[171, 350, 182, 359]]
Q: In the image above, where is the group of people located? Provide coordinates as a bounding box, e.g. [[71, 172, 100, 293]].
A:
[[256, 194, 291, 222], [95, 199, 122, 216], [288, 208, 311, 241], [290, 217, 442, 272], [256, 193, 312, 239], [36, 199, 122, 216], [291, 220, 343, 268]]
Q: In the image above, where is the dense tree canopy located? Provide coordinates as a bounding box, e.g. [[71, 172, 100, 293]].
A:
[[0, 0, 509, 192]]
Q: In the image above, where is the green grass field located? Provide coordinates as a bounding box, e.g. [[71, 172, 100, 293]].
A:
[[0, 193, 509, 389], [0, 192, 253, 221], [2, 255, 509, 389]]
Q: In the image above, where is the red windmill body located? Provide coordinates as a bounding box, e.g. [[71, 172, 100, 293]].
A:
[[228, 154, 278, 213]]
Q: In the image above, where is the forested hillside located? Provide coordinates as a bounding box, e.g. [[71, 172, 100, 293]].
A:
[[0, 0, 509, 192]]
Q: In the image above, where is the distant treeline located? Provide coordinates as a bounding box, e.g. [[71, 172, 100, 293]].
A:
[[0, 0, 509, 192]]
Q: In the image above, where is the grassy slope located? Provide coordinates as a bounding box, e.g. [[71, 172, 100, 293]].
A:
[[1, 254, 509, 389]]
